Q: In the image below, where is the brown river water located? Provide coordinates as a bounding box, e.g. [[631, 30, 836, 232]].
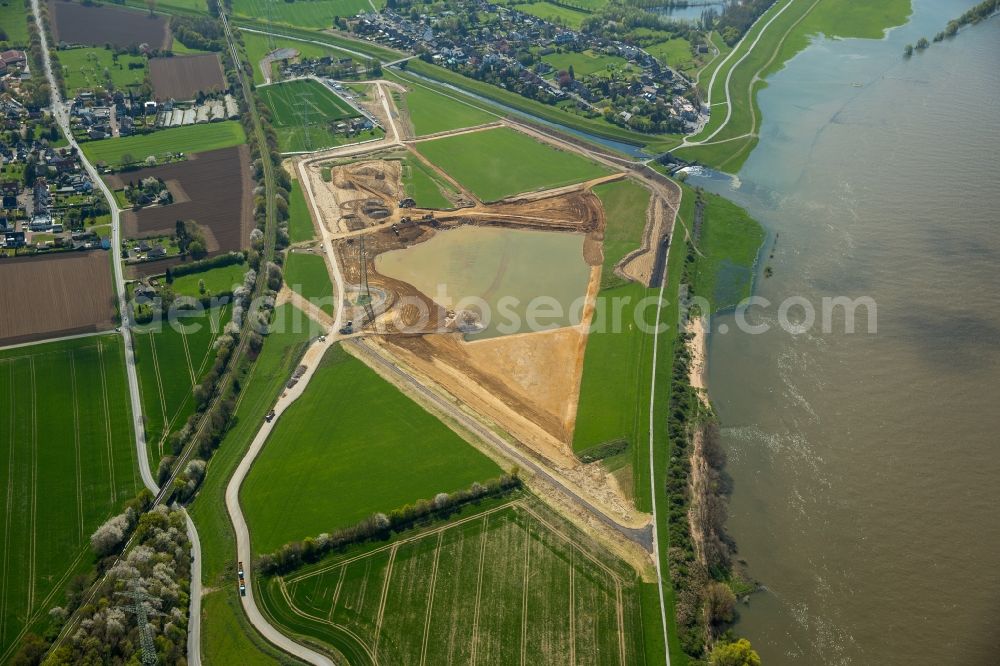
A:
[[686, 1, 1000, 663]]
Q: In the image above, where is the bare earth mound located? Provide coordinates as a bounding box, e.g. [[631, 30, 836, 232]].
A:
[[49, 0, 170, 49], [149, 54, 225, 101], [0, 251, 116, 345]]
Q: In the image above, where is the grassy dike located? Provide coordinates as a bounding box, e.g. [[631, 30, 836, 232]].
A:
[[189, 303, 314, 665], [678, 0, 912, 172]]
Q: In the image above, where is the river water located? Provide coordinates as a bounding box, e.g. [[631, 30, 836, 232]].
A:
[[686, 1, 1000, 663]]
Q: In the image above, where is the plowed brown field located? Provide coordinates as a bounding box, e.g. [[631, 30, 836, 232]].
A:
[[107, 146, 253, 275], [48, 0, 170, 49], [149, 54, 225, 101], [0, 250, 116, 345]]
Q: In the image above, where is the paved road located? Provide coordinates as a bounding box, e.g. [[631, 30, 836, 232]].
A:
[[28, 1, 204, 660]]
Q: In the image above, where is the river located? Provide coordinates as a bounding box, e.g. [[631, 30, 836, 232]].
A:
[[685, 1, 1000, 663]]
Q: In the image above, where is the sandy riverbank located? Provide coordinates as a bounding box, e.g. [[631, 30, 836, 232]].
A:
[[688, 314, 709, 401]]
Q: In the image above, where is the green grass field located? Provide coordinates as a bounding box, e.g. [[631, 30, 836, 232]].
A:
[[189, 303, 315, 665], [691, 187, 765, 312], [678, 0, 911, 171], [259, 79, 369, 153], [399, 155, 458, 209], [283, 251, 334, 315], [0, 335, 139, 661], [242, 343, 502, 553], [287, 180, 315, 243], [171, 263, 248, 299], [415, 127, 611, 202], [516, 2, 591, 29], [231, 0, 380, 30], [0, 0, 28, 48], [80, 121, 246, 166], [391, 74, 497, 136], [58, 47, 147, 96], [133, 306, 231, 470], [542, 49, 627, 77], [593, 178, 652, 288], [645, 37, 695, 72], [257, 494, 650, 666]]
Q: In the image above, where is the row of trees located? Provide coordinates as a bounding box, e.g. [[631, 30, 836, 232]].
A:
[[258, 474, 523, 575], [661, 188, 758, 662], [904, 0, 998, 56]]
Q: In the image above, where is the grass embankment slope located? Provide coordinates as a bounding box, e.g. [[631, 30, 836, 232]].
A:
[[678, 0, 912, 172], [257, 495, 651, 666], [0, 336, 139, 661], [189, 303, 314, 665], [286, 179, 315, 243], [389, 72, 497, 136], [80, 121, 246, 165], [415, 126, 611, 201], [59, 47, 146, 96], [241, 343, 502, 553], [283, 251, 334, 315], [133, 305, 231, 471]]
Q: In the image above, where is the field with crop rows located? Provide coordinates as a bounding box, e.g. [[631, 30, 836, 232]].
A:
[[133, 306, 230, 469], [0, 335, 138, 661], [258, 496, 649, 665]]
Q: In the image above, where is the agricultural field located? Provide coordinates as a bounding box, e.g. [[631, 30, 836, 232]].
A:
[[0, 335, 139, 661], [391, 74, 497, 137], [399, 155, 458, 209], [0, 251, 117, 346], [188, 304, 315, 664], [170, 262, 248, 298], [283, 251, 334, 315], [287, 180, 315, 243], [241, 343, 502, 553], [58, 47, 147, 96], [133, 305, 231, 467], [105, 146, 254, 264], [0, 0, 28, 47], [542, 49, 627, 77], [414, 127, 611, 202], [149, 54, 225, 101], [48, 0, 170, 50], [80, 121, 246, 166], [230, 0, 381, 29], [257, 495, 651, 666]]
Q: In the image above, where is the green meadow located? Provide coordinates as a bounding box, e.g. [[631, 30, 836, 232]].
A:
[[0, 0, 28, 48], [80, 121, 246, 166], [391, 74, 497, 136], [0, 336, 139, 661], [241, 343, 501, 553], [542, 49, 627, 77], [170, 263, 248, 299], [287, 180, 315, 243], [414, 127, 611, 202], [58, 47, 147, 96], [399, 155, 458, 209], [283, 251, 334, 315], [259, 79, 375, 153], [230, 0, 381, 30]]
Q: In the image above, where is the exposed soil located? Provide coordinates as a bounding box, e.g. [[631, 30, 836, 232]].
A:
[[48, 0, 170, 50], [0, 251, 116, 345], [107, 146, 253, 271], [149, 54, 225, 101]]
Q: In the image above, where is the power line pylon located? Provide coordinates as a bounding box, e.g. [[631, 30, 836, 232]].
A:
[[116, 580, 160, 665]]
